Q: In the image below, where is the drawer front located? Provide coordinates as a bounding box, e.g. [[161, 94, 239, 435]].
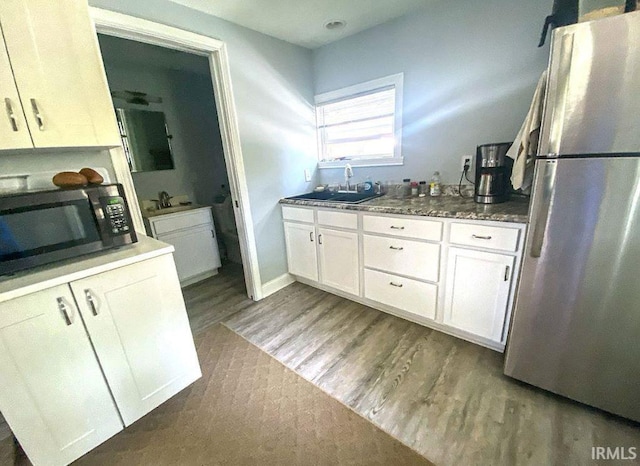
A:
[[282, 205, 314, 223], [317, 209, 357, 229], [363, 235, 440, 282], [364, 269, 437, 320], [449, 222, 520, 252], [152, 209, 213, 235], [362, 215, 442, 241]]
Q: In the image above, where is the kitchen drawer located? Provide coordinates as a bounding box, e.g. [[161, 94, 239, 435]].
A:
[[449, 222, 520, 252], [363, 235, 440, 282], [317, 209, 357, 229], [152, 209, 213, 235], [364, 269, 437, 320], [362, 215, 442, 241], [282, 206, 314, 223]]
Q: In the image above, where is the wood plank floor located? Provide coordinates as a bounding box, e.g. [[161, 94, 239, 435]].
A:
[[184, 264, 640, 466]]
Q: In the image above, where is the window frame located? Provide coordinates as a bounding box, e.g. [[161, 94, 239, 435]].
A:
[[315, 73, 404, 169]]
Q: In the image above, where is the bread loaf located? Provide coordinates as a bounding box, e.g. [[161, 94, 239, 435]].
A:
[[79, 167, 104, 185], [52, 172, 88, 189]]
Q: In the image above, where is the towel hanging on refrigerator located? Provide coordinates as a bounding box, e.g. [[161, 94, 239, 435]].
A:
[[507, 70, 547, 193]]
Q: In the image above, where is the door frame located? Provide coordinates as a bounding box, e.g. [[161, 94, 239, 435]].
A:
[[89, 7, 263, 300]]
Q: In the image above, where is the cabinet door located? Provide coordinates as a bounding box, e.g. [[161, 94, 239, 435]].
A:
[[0, 31, 32, 150], [158, 225, 222, 283], [318, 227, 359, 295], [443, 247, 515, 342], [0, 285, 122, 466], [284, 221, 318, 282], [70, 254, 202, 426], [0, 0, 121, 148]]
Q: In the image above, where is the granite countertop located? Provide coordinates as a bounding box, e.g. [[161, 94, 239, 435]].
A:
[[279, 194, 530, 224]]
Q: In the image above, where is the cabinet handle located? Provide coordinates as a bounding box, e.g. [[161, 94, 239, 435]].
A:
[[472, 234, 492, 240], [30, 98, 44, 130], [504, 265, 511, 281], [390, 226, 405, 230], [318, 234, 323, 245], [211, 230, 215, 238], [57, 297, 73, 325], [85, 289, 99, 316], [309, 231, 314, 242], [389, 282, 403, 288], [4, 98, 18, 131], [389, 245, 404, 250]]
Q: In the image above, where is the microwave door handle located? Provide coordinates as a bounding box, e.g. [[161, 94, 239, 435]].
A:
[[530, 161, 557, 258]]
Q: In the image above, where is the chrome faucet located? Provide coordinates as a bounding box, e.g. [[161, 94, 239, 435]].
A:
[[344, 163, 354, 192], [158, 191, 172, 209]]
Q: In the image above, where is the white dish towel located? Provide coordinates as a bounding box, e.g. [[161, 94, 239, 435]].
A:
[[507, 70, 547, 193]]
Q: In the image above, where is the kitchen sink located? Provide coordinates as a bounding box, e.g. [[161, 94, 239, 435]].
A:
[[286, 191, 384, 204]]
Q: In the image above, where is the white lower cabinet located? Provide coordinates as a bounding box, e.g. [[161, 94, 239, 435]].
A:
[[0, 253, 201, 466], [145, 207, 222, 286], [363, 234, 440, 282], [284, 209, 360, 294], [364, 269, 437, 319], [284, 221, 318, 281], [158, 225, 221, 285], [281, 205, 525, 351], [0, 285, 122, 466], [70, 254, 201, 425], [443, 247, 515, 341], [318, 227, 359, 295]]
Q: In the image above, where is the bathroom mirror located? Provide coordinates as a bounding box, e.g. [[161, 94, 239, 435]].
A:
[[115, 108, 175, 172]]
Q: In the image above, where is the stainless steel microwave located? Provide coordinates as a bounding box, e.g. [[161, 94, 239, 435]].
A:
[[0, 184, 137, 275]]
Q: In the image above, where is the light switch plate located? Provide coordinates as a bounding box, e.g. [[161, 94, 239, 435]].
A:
[[304, 169, 311, 182]]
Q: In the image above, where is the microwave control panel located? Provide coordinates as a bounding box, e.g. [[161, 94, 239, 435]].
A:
[[101, 196, 131, 235]]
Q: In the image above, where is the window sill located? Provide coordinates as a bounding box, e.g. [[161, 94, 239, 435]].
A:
[[318, 157, 404, 169]]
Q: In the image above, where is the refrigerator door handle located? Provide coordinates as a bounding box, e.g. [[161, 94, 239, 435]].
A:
[[548, 33, 575, 156], [530, 161, 557, 258]]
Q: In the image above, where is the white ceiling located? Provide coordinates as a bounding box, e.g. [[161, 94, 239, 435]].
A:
[[167, 0, 431, 49]]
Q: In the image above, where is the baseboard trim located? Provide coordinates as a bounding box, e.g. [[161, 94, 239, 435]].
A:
[[180, 269, 218, 288], [261, 273, 295, 298]]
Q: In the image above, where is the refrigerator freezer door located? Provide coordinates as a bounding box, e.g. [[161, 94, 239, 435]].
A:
[[505, 157, 640, 422], [538, 11, 640, 156]]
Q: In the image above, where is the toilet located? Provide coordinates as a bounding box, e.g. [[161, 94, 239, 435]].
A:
[[211, 196, 242, 264]]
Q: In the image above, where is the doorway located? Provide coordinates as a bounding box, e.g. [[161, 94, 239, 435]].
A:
[[91, 8, 263, 300]]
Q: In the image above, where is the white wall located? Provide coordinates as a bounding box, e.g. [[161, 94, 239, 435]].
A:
[[90, 0, 318, 284], [312, 0, 553, 186], [99, 34, 229, 207]]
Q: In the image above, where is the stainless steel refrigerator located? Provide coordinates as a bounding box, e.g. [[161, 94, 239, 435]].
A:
[[504, 11, 640, 422]]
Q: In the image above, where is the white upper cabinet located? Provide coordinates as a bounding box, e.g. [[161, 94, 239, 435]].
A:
[[0, 0, 121, 149], [0, 37, 31, 149]]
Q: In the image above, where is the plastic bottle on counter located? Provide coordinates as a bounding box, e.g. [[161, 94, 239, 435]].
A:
[[402, 178, 411, 198], [429, 171, 441, 197], [419, 181, 427, 197], [411, 181, 419, 197]]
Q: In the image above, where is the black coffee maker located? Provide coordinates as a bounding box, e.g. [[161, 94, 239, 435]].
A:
[[474, 142, 513, 204]]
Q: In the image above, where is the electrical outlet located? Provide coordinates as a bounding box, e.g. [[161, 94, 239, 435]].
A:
[[304, 168, 311, 182], [461, 156, 472, 172]]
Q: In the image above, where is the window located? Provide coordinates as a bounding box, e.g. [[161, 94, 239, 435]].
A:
[[315, 73, 403, 168]]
